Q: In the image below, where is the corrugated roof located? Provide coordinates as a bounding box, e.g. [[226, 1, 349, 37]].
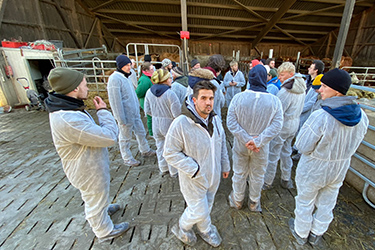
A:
[[80, 0, 374, 47]]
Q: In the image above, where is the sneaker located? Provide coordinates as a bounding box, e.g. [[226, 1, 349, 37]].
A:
[[198, 224, 222, 247], [262, 183, 273, 191], [171, 223, 197, 246], [292, 153, 301, 161], [308, 232, 322, 246], [228, 191, 242, 209], [288, 218, 307, 245], [280, 179, 294, 189], [98, 222, 130, 243], [142, 149, 156, 157], [124, 158, 140, 167], [107, 204, 120, 216], [248, 200, 262, 212]]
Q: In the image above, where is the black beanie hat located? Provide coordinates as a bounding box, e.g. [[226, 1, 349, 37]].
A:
[[116, 55, 132, 69], [321, 68, 351, 95], [191, 59, 199, 67], [48, 67, 84, 95], [144, 54, 151, 62]]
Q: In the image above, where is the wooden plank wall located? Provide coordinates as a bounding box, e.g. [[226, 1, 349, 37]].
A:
[[310, 5, 375, 66], [0, 0, 123, 51]]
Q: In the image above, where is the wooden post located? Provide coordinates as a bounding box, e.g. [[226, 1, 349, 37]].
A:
[[180, 0, 188, 74], [352, 11, 367, 58], [35, 0, 47, 39], [331, 0, 355, 69], [325, 32, 332, 58]]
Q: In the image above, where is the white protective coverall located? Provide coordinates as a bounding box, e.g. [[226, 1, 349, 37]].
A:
[[264, 74, 306, 185], [129, 68, 138, 90], [294, 96, 368, 238], [49, 109, 118, 238], [107, 71, 151, 161], [144, 87, 181, 174], [171, 81, 187, 105], [163, 98, 230, 235], [223, 70, 246, 106], [299, 87, 319, 130], [227, 90, 283, 204]]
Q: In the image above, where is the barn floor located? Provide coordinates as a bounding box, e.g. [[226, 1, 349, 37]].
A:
[[0, 109, 374, 250]]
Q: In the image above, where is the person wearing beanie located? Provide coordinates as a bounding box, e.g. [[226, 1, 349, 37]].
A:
[[108, 55, 155, 167], [171, 66, 188, 104], [266, 68, 281, 95], [223, 60, 245, 106], [190, 59, 200, 70], [289, 68, 368, 246], [305, 60, 325, 93], [136, 62, 155, 136], [263, 62, 306, 191], [227, 64, 283, 212], [144, 69, 181, 177], [162, 58, 172, 71], [44, 67, 129, 242], [164, 80, 230, 247], [203, 54, 226, 119]]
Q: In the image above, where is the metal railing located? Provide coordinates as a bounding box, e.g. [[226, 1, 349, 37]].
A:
[[349, 84, 375, 208], [342, 66, 375, 86], [126, 43, 182, 77]]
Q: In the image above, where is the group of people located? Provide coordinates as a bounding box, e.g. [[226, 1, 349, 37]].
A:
[[43, 52, 368, 247]]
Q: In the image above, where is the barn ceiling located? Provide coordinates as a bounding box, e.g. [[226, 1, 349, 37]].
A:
[[77, 0, 374, 48]]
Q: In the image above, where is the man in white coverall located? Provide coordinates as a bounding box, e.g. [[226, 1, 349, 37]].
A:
[[289, 68, 368, 246], [164, 80, 230, 247], [227, 65, 283, 212], [263, 62, 306, 190], [107, 55, 155, 167], [44, 67, 129, 242]]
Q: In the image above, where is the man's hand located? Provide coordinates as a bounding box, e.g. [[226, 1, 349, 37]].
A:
[[93, 96, 107, 110], [222, 172, 229, 179], [246, 140, 260, 153]]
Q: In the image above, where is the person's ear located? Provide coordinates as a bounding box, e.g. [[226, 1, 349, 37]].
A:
[[192, 96, 197, 104]]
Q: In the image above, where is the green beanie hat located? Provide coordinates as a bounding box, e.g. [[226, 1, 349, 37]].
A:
[[48, 67, 84, 94]]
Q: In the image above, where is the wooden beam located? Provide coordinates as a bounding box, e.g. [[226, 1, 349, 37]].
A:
[[35, 0, 47, 39], [325, 32, 332, 58], [94, 12, 177, 39], [353, 27, 375, 59], [331, 30, 350, 56], [84, 18, 98, 48], [351, 10, 367, 58], [50, 0, 82, 48], [251, 0, 297, 48], [90, 0, 117, 12], [331, 0, 355, 69]]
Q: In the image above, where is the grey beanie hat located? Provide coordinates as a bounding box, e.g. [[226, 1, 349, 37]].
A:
[[191, 59, 199, 67], [48, 67, 84, 95], [162, 58, 172, 68]]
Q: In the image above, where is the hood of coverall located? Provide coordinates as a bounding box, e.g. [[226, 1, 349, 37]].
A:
[[150, 84, 170, 97], [44, 92, 86, 113], [281, 73, 306, 94], [321, 96, 362, 127], [248, 64, 267, 93]]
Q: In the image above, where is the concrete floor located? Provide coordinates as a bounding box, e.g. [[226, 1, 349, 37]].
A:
[[0, 109, 374, 250]]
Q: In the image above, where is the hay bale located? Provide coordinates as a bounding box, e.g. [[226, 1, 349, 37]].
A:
[[84, 83, 110, 110]]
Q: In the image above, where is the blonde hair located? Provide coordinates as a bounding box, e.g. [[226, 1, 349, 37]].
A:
[[151, 69, 170, 84], [278, 62, 295, 74], [230, 60, 238, 67]]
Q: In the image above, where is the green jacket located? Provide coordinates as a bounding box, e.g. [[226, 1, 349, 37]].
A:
[[136, 73, 153, 109]]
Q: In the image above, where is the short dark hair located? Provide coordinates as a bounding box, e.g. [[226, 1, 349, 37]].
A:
[[312, 60, 324, 74], [206, 54, 225, 73], [141, 62, 152, 72], [193, 80, 217, 99], [265, 58, 275, 65]]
